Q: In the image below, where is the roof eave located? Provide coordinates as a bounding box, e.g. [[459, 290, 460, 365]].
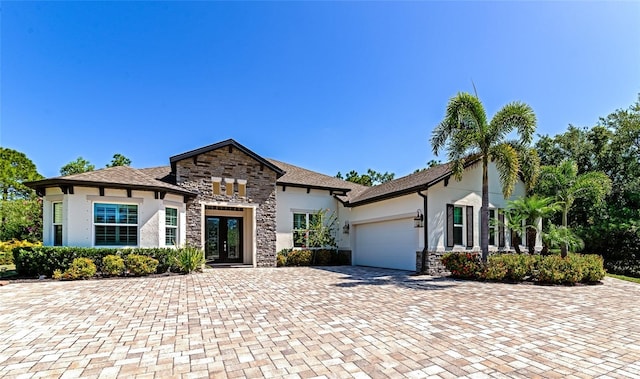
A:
[[25, 179, 197, 198]]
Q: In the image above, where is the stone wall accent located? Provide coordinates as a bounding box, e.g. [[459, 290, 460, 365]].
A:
[[174, 147, 278, 267], [416, 249, 518, 276]]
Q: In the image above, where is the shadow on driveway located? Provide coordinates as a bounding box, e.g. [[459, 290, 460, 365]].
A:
[[311, 265, 457, 291]]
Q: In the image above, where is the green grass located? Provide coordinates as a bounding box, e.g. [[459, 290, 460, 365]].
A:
[[0, 264, 17, 279], [607, 273, 640, 284]]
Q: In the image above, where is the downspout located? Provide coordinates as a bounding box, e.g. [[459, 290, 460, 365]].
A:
[[418, 188, 428, 274]]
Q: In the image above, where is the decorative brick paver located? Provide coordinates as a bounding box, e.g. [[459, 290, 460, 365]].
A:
[[1, 266, 640, 378]]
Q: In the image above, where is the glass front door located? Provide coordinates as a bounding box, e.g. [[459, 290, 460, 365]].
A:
[[205, 216, 243, 263]]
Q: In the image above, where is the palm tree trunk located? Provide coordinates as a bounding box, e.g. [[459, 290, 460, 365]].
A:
[[481, 156, 489, 262], [511, 231, 522, 254], [561, 207, 568, 258], [526, 221, 536, 254]]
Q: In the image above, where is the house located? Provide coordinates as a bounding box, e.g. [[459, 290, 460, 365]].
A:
[[27, 139, 533, 274]]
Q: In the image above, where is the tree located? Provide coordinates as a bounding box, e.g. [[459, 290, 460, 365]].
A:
[[0, 198, 43, 242], [431, 92, 537, 262], [106, 153, 132, 168], [413, 160, 442, 173], [535, 160, 611, 257], [507, 196, 559, 254], [0, 148, 43, 200], [336, 169, 395, 186], [60, 157, 95, 176]]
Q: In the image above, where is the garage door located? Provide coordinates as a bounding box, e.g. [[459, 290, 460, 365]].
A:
[[354, 218, 418, 271]]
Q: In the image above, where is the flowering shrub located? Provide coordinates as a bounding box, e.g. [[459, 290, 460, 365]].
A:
[[53, 258, 97, 280], [102, 255, 125, 277], [442, 252, 605, 285], [441, 252, 481, 278]]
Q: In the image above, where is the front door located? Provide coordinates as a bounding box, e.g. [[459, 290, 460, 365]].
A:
[[205, 216, 243, 263]]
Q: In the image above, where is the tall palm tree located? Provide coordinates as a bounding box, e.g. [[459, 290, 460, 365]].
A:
[[507, 195, 559, 254], [535, 160, 611, 257], [431, 92, 537, 262]]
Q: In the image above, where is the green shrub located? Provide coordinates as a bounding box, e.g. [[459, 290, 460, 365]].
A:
[[54, 257, 97, 280], [102, 255, 125, 276], [175, 245, 204, 274], [535, 255, 565, 284], [580, 254, 606, 282], [286, 250, 313, 266], [501, 254, 533, 281], [0, 251, 13, 265], [128, 248, 177, 273], [125, 254, 159, 276], [441, 252, 481, 279], [276, 252, 287, 267], [482, 257, 507, 281], [330, 250, 351, 265], [313, 249, 332, 265]]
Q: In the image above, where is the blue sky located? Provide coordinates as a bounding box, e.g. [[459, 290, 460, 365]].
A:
[[2, 1, 639, 179]]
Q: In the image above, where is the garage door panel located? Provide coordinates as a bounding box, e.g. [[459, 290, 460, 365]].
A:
[[354, 219, 417, 271]]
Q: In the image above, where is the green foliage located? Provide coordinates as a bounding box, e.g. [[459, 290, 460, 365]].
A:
[[175, 245, 204, 274], [54, 258, 97, 280], [543, 224, 584, 253], [506, 196, 559, 253], [60, 157, 95, 176], [314, 249, 332, 266], [442, 252, 604, 285], [0, 240, 41, 265], [336, 169, 395, 186], [295, 209, 338, 249], [0, 199, 43, 242], [441, 252, 481, 279], [102, 255, 125, 276], [106, 153, 132, 168], [431, 92, 538, 262], [0, 147, 43, 200], [12, 246, 174, 277], [285, 250, 313, 266], [124, 254, 158, 276], [535, 160, 611, 257], [276, 251, 287, 267]]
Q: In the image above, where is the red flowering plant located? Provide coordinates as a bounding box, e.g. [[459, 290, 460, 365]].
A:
[[441, 252, 481, 279]]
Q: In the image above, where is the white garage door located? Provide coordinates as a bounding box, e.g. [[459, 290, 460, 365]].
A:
[[354, 218, 418, 271]]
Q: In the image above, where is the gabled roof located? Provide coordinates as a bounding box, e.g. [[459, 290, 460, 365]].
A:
[[343, 158, 482, 207], [169, 139, 285, 177], [268, 159, 368, 193], [26, 166, 196, 197]]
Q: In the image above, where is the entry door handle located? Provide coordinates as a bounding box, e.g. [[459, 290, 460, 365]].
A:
[[224, 241, 227, 252]]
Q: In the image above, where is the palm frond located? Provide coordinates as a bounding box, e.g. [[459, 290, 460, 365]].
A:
[[431, 92, 488, 156], [489, 143, 519, 198], [488, 102, 537, 145]]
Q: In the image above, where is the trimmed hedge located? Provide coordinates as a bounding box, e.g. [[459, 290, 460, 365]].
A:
[[277, 249, 351, 267], [12, 246, 179, 277], [442, 252, 606, 285]]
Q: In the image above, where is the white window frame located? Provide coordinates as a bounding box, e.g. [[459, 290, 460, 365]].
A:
[[488, 209, 498, 246], [52, 202, 63, 246], [292, 212, 318, 248], [93, 202, 139, 247], [453, 206, 465, 246], [165, 207, 178, 246]]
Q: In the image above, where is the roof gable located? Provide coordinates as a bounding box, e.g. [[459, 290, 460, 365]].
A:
[[268, 159, 368, 193], [169, 139, 284, 177]]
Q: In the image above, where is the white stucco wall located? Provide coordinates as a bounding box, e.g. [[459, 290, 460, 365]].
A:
[[275, 187, 350, 252], [426, 161, 528, 251], [42, 186, 186, 248]]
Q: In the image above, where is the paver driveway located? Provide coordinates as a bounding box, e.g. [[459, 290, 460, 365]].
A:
[[1, 266, 640, 379]]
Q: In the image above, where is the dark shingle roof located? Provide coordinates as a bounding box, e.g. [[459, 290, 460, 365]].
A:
[[267, 159, 368, 193], [344, 160, 473, 206], [26, 166, 195, 196]]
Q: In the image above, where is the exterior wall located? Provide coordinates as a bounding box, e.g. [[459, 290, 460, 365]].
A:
[[42, 187, 186, 248], [275, 187, 350, 252], [174, 147, 278, 267], [426, 161, 528, 252]]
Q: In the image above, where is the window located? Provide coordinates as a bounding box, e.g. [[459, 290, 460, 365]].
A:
[[447, 204, 474, 248], [293, 212, 317, 248], [489, 209, 497, 246], [94, 203, 138, 246], [453, 207, 464, 245], [165, 207, 178, 246], [53, 202, 63, 246]]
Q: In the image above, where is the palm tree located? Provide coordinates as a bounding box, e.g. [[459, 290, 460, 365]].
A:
[[535, 160, 611, 257], [431, 92, 537, 262], [507, 196, 559, 254]]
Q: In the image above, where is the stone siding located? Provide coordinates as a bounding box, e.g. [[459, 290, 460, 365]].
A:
[[175, 147, 278, 267]]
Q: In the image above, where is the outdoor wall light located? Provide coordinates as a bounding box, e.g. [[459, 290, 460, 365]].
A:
[[414, 209, 424, 228], [343, 221, 350, 234]]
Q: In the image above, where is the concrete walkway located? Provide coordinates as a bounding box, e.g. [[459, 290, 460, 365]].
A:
[[1, 266, 639, 378]]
